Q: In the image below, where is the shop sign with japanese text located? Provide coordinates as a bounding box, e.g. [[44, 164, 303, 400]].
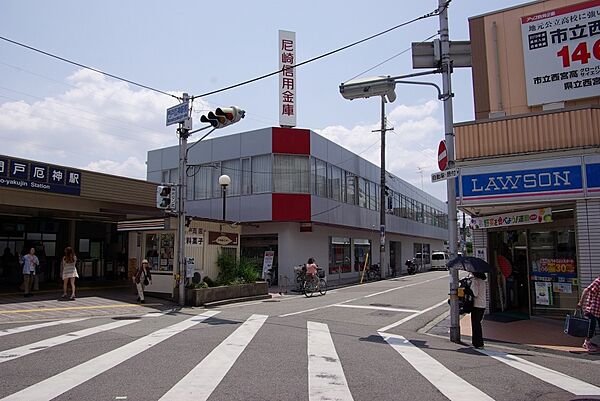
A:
[[469, 208, 552, 229], [521, 0, 600, 105], [208, 232, 239, 246], [279, 30, 296, 127], [0, 155, 81, 196]]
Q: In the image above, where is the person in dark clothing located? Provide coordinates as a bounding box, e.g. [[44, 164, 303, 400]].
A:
[[470, 272, 487, 349]]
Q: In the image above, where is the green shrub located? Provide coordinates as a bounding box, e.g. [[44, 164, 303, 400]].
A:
[[238, 258, 260, 284], [202, 276, 215, 287], [215, 251, 260, 285]]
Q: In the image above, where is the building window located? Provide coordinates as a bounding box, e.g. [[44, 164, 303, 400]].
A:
[[315, 158, 327, 197], [221, 159, 241, 196], [310, 158, 317, 195], [329, 165, 342, 202], [241, 158, 251, 195], [358, 177, 367, 208], [193, 164, 214, 200], [252, 154, 272, 194], [273, 154, 309, 193], [369, 181, 377, 211], [329, 237, 351, 274]]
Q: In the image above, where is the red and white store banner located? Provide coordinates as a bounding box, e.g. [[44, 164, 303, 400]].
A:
[[521, 0, 600, 106], [279, 30, 296, 127]]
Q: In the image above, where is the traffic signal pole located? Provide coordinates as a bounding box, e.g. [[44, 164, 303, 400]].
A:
[[177, 93, 191, 307], [438, 0, 461, 343]]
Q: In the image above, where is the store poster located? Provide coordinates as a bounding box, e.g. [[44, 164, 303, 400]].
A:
[[552, 282, 572, 294], [474, 248, 487, 263], [262, 251, 275, 280], [535, 282, 552, 305], [185, 257, 196, 279]]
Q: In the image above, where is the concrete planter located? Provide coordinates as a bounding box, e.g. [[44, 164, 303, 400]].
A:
[[185, 281, 268, 306]]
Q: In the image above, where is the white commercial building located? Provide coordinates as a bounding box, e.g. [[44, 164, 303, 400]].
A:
[[147, 127, 448, 287]]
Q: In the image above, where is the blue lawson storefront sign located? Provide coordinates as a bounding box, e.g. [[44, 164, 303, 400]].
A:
[[458, 156, 600, 205], [0, 156, 81, 196]]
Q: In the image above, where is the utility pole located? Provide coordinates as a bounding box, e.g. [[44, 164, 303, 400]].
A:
[[439, 0, 460, 343], [177, 93, 191, 307], [374, 97, 393, 280]]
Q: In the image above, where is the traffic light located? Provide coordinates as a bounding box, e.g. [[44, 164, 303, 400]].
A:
[[156, 184, 175, 210], [200, 106, 245, 128]]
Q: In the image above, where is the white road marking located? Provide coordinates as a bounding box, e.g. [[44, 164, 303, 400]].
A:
[[478, 348, 600, 395], [378, 299, 447, 332], [364, 275, 446, 298], [159, 314, 268, 401], [278, 299, 358, 317], [0, 318, 89, 337], [0, 310, 220, 401], [0, 320, 136, 364], [308, 321, 354, 401], [381, 332, 494, 401], [333, 304, 419, 313]]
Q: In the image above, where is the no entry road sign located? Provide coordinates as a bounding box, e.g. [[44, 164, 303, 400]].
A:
[[438, 140, 448, 171]]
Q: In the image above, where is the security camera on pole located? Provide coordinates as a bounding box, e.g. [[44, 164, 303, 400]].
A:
[[165, 94, 245, 306]]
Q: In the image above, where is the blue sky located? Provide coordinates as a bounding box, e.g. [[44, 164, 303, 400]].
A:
[[0, 0, 525, 201]]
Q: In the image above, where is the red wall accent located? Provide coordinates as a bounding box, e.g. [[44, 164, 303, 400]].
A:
[[272, 194, 311, 221], [272, 127, 310, 155]]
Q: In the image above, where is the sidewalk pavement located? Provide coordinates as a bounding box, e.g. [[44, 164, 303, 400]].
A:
[[0, 285, 177, 323], [427, 312, 600, 358]]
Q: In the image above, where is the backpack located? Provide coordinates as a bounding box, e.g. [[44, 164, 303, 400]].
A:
[[459, 278, 475, 314]]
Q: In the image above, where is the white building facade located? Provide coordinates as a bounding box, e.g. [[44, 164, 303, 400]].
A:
[[147, 127, 448, 286]]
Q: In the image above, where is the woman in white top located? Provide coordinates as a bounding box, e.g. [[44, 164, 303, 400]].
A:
[[61, 246, 79, 301], [470, 272, 487, 349]]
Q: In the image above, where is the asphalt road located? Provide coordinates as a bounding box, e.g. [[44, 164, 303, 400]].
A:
[[1, 270, 599, 401]]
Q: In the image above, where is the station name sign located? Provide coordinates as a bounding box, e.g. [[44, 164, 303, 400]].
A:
[[0, 156, 81, 196]]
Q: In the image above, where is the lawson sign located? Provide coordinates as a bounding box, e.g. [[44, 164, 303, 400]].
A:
[[462, 165, 583, 201], [459, 156, 600, 204]]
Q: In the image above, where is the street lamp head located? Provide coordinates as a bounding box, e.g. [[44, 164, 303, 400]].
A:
[[219, 174, 231, 187], [339, 76, 396, 103]]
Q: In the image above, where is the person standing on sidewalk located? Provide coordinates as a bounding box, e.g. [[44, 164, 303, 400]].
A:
[[578, 275, 600, 353], [21, 247, 39, 298], [60, 247, 79, 301], [133, 259, 152, 304], [470, 272, 487, 349]]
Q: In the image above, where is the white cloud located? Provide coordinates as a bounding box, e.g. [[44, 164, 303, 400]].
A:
[[0, 69, 210, 179], [316, 100, 447, 201]]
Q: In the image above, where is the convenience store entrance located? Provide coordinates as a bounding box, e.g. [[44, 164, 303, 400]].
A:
[[487, 210, 577, 319]]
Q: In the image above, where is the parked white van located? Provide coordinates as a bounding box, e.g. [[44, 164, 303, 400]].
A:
[[431, 251, 450, 270]]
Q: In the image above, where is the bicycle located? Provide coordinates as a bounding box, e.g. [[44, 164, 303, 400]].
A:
[[302, 273, 327, 297]]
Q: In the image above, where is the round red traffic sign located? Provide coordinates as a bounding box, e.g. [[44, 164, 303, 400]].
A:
[[437, 140, 448, 171]]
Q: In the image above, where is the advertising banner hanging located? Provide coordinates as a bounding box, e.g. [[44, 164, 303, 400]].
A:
[[469, 208, 552, 229], [521, 0, 600, 106], [279, 30, 296, 127]]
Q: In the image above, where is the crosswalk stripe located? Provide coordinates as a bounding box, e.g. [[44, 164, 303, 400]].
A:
[[0, 319, 137, 364], [308, 321, 354, 401], [0, 310, 220, 401], [380, 332, 494, 401], [158, 314, 268, 401], [478, 348, 600, 396], [0, 318, 89, 337], [333, 304, 419, 313]]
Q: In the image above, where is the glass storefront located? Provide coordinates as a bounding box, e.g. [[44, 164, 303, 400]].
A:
[[353, 239, 371, 272], [329, 237, 351, 274], [488, 210, 577, 318]]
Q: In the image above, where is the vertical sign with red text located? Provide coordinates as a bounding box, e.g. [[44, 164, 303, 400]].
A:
[[279, 30, 296, 127], [521, 0, 600, 106]]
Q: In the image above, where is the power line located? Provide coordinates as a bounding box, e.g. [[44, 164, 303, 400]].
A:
[[345, 32, 439, 82], [0, 35, 179, 101], [191, 5, 443, 99]]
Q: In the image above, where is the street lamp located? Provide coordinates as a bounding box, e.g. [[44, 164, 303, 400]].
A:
[[339, 76, 396, 280], [219, 174, 231, 221]]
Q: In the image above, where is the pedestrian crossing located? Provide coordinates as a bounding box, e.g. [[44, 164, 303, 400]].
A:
[[0, 312, 598, 401]]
